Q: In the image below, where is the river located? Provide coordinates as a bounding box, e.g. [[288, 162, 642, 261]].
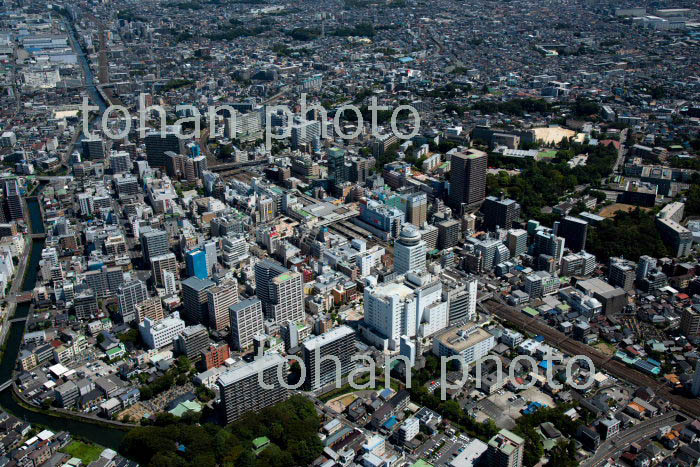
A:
[[0, 197, 127, 450]]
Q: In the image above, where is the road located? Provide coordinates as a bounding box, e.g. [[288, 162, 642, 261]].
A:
[[483, 298, 700, 418], [581, 411, 685, 467], [611, 128, 629, 173]]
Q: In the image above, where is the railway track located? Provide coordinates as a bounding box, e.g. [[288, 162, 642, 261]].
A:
[[484, 299, 700, 418]]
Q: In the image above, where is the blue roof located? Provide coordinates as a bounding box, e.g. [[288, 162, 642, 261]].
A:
[[383, 416, 398, 429], [534, 335, 545, 342]]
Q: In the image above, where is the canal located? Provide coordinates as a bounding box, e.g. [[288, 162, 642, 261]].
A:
[[64, 15, 108, 112], [0, 197, 127, 450]]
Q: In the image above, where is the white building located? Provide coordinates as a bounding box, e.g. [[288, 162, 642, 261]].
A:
[[394, 226, 426, 275], [432, 323, 496, 368], [138, 311, 185, 349]]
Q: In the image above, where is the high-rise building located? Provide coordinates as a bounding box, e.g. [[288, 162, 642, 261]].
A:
[[4, 179, 23, 221], [327, 147, 349, 186], [185, 248, 208, 279], [400, 192, 428, 227], [394, 225, 426, 275], [145, 127, 183, 168], [116, 279, 148, 324], [204, 240, 217, 275], [681, 307, 700, 337], [487, 429, 525, 467], [303, 325, 356, 390], [141, 229, 169, 265], [207, 280, 239, 331], [291, 119, 321, 149], [557, 216, 589, 252], [507, 229, 528, 257], [151, 253, 178, 287], [182, 276, 215, 325], [135, 297, 164, 323], [229, 298, 264, 350], [254, 259, 287, 304], [268, 271, 304, 323], [449, 149, 487, 213], [222, 236, 249, 268], [109, 151, 130, 174], [217, 353, 289, 424], [163, 270, 177, 296], [81, 137, 105, 160], [532, 231, 565, 263], [443, 276, 478, 323], [255, 260, 304, 323], [437, 219, 460, 250], [636, 255, 656, 282], [692, 360, 700, 397], [480, 196, 520, 230], [174, 324, 209, 360], [608, 257, 635, 291]]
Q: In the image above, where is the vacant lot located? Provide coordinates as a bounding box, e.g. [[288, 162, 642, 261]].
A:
[[61, 441, 103, 464], [598, 203, 650, 218]]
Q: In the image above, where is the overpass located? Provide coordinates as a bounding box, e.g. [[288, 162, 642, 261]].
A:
[[0, 380, 11, 392]]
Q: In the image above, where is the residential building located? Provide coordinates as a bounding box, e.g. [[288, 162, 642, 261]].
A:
[[229, 298, 264, 350], [303, 325, 356, 390]]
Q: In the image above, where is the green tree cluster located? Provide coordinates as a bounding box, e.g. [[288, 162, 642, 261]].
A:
[[586, 208, 669, 262], [119, 395, 323, 466]]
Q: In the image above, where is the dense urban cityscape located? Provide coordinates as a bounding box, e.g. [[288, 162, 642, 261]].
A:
[[0, 0, 699, 466]]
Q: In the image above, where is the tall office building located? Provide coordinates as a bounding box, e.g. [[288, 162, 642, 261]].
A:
[[151, 253, 178, 287], [116, 279, 148, 324], [395, 226, 427, 275], [207, 280, 239, 331], [327, 147, 349, 186], [291, 119, 321, 149], [182, 276, 215, 325], [229, 298, 264, 350], [303, 325, 356, 390], [141, 229, 169, 265], [487, 430, 525, 467], [185, 248, 208, 279], [480, 196, 520, 230], [145, 126, 183, 168], [4, 179, 23, 221], [557, 216, 588, 252], [217, 353, 289, 424], [449, 149, 487, 213]]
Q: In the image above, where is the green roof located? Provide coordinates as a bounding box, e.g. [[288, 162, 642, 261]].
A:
[[253, 436, 271, 455], [412, 461, 433, 467], [169, 400, 201, 417], [522, 307, 539, 317], [252, 437, 270, 449]]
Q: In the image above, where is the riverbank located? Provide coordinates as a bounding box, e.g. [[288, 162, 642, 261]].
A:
[[0, 190, 128, 450]]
